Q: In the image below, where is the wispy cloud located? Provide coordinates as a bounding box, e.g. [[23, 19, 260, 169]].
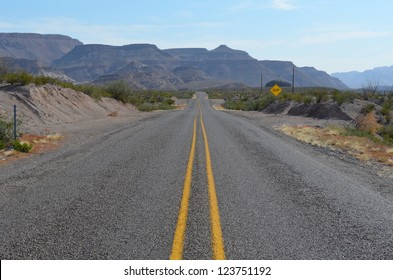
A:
[[0, 17, 228, 46], [0, 22, 15, 29], [177, 10, 195, 18], [227, 0, 298, 13], [271, 0, 297, 10], [299, 28, 392, 45]]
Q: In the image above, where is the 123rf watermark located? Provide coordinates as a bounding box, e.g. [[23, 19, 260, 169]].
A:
[[124, 265, 272, 277]]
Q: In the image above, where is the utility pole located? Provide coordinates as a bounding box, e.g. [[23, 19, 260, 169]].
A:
[[291, 67, 295, 94], [260, 73, 263, 95]]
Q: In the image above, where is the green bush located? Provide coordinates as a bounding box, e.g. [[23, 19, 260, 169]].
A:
[[157, 103, 175, 110], [137, 103, 155, 112], [0, 139, 6, 150], [163, 98, 175, 105], [243, 100, 258, 111], [104, 81, 132, 103], [76, 85, 110, 100], [256, 95, 275, 111], [302, 96, 313, 104], [223, 100, 244, 110], [12, 140, 32, 153], [311, 90, 329, 103], [342, 127, 380, 142], [0, 114, 13, 148], [33, 76, 57, 86], [361, 103, 375, 115], [3, 72, 33, 85], [378, 125, 393, 144], [332, 93, 345, 105]]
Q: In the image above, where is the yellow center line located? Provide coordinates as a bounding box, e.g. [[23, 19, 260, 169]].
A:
[[170, 103, 198, 260], [170, 96, 225, 260], [199, 103, 226, 260]]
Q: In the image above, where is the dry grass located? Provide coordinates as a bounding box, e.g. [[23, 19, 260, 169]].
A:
[[280, 125, 393, 167], [175, 104, 187, 110], [355, 112, 382, 134], [107, 111, 118, 117], [213, 104, 226, 110]]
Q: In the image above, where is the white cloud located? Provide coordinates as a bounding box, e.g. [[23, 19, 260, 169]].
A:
[[271, 0, 296, 10]]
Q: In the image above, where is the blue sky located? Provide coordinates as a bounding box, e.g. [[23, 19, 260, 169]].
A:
[[1, 0, 392, 73]]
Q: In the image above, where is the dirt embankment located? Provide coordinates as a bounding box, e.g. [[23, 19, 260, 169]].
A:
[[0, 84, 138, 133], [263, 100, 353, 120]]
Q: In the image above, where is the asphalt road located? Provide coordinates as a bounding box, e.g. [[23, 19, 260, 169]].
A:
[[1, 92, 393, 259]]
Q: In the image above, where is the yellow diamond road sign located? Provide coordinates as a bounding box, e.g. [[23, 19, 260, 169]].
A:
[[270, 84, 282, 96]]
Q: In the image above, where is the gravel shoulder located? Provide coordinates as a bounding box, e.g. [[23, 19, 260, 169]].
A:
[[219, 108, 393, 199]]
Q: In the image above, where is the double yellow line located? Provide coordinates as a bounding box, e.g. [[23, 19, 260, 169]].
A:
[[170, 97, 225, 260]]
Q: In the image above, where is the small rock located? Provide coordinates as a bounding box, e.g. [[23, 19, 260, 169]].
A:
[[4, 150, 16, 157]]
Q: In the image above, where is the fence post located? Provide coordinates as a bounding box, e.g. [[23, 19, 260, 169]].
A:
[[13, 105, 17, 140]]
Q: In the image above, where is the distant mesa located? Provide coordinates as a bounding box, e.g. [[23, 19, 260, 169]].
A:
[[0, 33, 82, 65], [209, 44, 253, 60], [332, 65, 393, 89], [0, 32, 348, 90]]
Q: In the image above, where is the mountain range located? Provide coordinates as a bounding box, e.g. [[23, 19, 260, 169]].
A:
[[332, 66, 393, 89], [0, 32, 348, 90]]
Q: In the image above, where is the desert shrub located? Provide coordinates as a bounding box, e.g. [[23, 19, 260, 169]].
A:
[[12, 140, 32, 153], [77, 85, 110, 100], [128, 97, 143, 106], [3, 72, 34, 85], [342, 127, 380, 142], [223, 100, 244, 110], [361, 104, 376, 115], [379, 102, 391, 124], [163, 98, 175, 105], [289, 94, 303, 103], [332, 91, 346, 105], [104, 81, 132, 103], [302, 95, 313, 104], [243, 100, 258, 111], [0, 114, 13, 148], [286, 92, 314, 104], [33, 76, 57, 86], [157, 103, 175, 110], [378, 125, 393, 144], [207, 91, 225, 99], [278, 92, 292, 101], [137, 103, 155, 112], [380, 100, 392, 114], [173, 91, 193, 99], [256, 95, 275, 111], [332, 90, 358, 105], [311, 89, 329, 103]]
